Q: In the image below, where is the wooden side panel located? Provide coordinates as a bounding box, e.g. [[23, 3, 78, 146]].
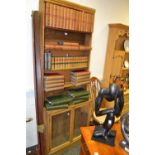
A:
[[32, 11, 46, 155]]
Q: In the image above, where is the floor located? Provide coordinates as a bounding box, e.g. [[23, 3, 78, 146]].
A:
[[54, 141, 81, 155]]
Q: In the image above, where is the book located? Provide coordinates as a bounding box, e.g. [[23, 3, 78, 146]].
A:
[[46, 94, 73, 106], [68, 88, 89, 98], [44, 79, 64, 84], [47, 52, 51, 70], [72, 99, 89, 104], [44, 73, 64, 80], [45, 2, 50, 27], [45, 102, 68, 110], [44, 52, 48, 70], [71, 74, 90, 80], [71, 78, 90, 83], [44, 86, 64, 92], [71, 80, 90, 86], [71, 70, 90, 76], [44, 83, 64, 89]]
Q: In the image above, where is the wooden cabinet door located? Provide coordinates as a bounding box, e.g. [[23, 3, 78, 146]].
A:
[[51, 111, 71, 148], [73, 104, 90, 138]]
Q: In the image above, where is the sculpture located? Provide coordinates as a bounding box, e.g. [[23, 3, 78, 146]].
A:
[[92, 83, 124, 146]]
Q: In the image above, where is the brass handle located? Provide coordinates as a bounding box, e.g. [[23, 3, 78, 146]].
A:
[[26, 117, 33, 123]]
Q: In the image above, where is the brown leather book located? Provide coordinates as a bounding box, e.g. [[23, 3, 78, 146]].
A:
[[44, 86, 64, 92], [44, 83, 64, 89], [44, 79, 64, 84]]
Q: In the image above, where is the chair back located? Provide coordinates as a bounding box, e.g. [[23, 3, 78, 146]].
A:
[[90, 77, 102, 110]]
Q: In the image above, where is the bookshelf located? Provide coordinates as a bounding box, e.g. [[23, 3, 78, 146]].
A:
[[33, 0, 95, 154], [102, 24, 129, 116]]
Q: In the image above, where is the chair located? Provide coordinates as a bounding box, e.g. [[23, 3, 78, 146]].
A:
[[89, 77, 120, 125]]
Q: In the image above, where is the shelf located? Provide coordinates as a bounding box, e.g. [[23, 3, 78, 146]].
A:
[[45, 44, 92, 51], [45, 26, 92, 34], [44, 67, 88, 72]]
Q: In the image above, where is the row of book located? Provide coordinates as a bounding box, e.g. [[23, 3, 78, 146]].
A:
[[44, 88, 89, 110], [45, 2, 94, 32], [44, 53, 89, 70], [52, 62, 88, 70], [44, 73, 64, 92], [70, 70, 90, 86]]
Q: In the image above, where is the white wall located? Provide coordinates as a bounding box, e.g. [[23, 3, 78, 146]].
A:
[[26, 0, 39, 148]]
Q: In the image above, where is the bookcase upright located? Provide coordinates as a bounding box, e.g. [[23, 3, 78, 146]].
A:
[[33, 0, 95, 154]]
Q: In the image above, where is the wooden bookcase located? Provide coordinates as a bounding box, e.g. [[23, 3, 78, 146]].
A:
[[102, 24, 129, 115], [33, 0, 95, 155]]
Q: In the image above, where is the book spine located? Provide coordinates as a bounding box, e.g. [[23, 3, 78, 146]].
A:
[[47, 52, 51, 70], [45, 2, 50, 27], [49, 3, 53, 27], [44, 52, 48, 70], [44, 78, 64, 83]]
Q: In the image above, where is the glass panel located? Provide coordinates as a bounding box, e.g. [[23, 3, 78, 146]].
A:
[[74, 105, 89, 138], [51, 111, 70, 148]]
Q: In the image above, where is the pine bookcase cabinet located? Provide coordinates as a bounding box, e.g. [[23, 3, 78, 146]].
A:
[[33, 0, 95, 154], [102, 24, 129, 115]]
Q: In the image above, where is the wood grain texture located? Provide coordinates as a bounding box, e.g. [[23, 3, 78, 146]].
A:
[[102, 24, 129, 88], [80, 123, 128, 155]]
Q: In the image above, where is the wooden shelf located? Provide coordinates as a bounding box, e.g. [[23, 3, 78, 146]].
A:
[[45, 44, 92, 51], [45, 26, 92, 34], [44, 67, 88, 72]]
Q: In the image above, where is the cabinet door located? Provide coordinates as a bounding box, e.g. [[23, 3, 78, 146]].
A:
[[73, 104, 90, 138], [51, 111, 70, 148]]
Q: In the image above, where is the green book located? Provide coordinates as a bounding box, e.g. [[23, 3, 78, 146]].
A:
[[72, 99, 88, 104], [46, 95, 73, 106], [68, 89, 89, 98], [45, 102, 68, 110], [73, 94, 89, 100]]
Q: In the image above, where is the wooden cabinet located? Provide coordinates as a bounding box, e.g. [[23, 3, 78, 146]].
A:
[[43, 101, 91, 154], [102, 24, 129, 114], [33, 0, 95, 154]]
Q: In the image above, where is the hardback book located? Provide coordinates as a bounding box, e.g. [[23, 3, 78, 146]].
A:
[[71, 80, 90, 86], [46, 95, 73, 106], [45, 102, 68, 110], [71, 70, 90, 76], [44, 79, 64, 84], [44, 83, 64, 89], [68, 88, 89, 98], [47, 52, 51, 70], [44, 52, 48, 70], [44, 86, 64, 92], [71, 74, 90, 80], [72, 99, 88, 104], [44, 73, 64, 81]]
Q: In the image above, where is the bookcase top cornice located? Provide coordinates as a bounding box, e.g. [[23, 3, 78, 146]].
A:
[[44, 0, 96, 14], [109, 23, 129, 30]]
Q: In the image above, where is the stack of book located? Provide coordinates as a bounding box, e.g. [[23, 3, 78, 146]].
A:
[[45, 94, 73, 110], [67, 88, 89, 104], [70, 70, 90, 86], [44, 73, 64, 92]]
